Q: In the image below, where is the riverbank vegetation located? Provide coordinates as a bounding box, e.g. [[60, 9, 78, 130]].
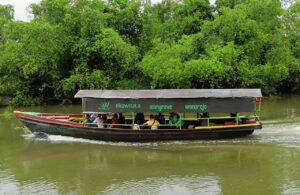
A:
[[0, 0, 300, 106]]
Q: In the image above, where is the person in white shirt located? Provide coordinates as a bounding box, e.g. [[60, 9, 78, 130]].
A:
[[93, 114, 104, 128]]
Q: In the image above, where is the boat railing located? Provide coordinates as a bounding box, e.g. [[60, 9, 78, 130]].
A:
[[83, 114, 260, 129], [182, 114, 260, 126], [83, 123, 180, 128], [82, 114, 260, 129]]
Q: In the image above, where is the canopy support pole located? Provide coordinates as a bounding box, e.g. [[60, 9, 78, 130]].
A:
[[179, 113, 182, 130], [132, 112, 134, 129]]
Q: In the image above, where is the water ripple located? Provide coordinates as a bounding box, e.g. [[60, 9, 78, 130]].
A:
[[0, 173, 58, 195], [104, 175, 221, 195]]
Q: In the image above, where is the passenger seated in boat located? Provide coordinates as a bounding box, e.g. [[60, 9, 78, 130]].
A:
[[133, 113, 145, 130], [93, 114, 104, 128], [134, 113, 145, 124], [169, 112, 184, 128], [102, 114, 108, 125], [110, 113, 120, 128], [118, 113, 125, 125], [202, 112, 209, 117], [133, 112, 145, 130], [230, 113, 241, 124], [200, 112, 209, 126], [156, 112, 166, 124], [143, 114, 160, 130], [90, 113, 97, 121], [84, 114, 93, 127]]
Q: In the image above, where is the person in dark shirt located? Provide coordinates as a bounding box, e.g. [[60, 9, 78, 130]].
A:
[[156, 112, 166, 124], [119, 113, 126, 125], [134, 113, 145, 125], [84, 114, 93, 127], [200, 112, 209, 126]]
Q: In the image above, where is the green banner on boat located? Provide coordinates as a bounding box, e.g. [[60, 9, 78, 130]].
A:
[[82, 98, 255, 113]]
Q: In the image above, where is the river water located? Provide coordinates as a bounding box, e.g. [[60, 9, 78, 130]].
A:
[[0, 96, 300, 195]]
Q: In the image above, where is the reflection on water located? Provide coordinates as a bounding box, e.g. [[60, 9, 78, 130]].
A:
[[0, 174, 58, 195], [1, 96, 300, 194], [105, 176, 221, 195], [283, 181, 300, 195], [261, 95, 300, 122]]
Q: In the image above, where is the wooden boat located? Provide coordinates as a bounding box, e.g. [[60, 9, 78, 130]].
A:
[[14, 89, 263, 142]]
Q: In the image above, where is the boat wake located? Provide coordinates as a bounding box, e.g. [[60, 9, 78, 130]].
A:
[[253, 122, 300, 150], [22, 132, 158, 147], [257, 123, 300, 135]]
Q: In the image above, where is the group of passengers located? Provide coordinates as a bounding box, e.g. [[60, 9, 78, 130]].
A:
[[83, 111, 249, 129], [85, 113, 125, 128], [134, 112, 183, 130], [85, 112, 184, 130]]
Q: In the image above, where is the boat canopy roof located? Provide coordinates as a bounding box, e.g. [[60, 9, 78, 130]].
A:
[[75, 89, 262, 99], [75, 89, 262, 113]]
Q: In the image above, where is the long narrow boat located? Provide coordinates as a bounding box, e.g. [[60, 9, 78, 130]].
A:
[[14, 89, 263, 141]]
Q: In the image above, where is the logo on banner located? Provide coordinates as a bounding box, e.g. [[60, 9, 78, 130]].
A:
[[185, 104, 208, 111], [149, 105, 173, 111], [116, 103, 141, 109], [99, 102, 110, 111]]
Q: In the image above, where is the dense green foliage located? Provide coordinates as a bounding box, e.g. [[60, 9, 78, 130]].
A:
[[0, 0, 300, 105]]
